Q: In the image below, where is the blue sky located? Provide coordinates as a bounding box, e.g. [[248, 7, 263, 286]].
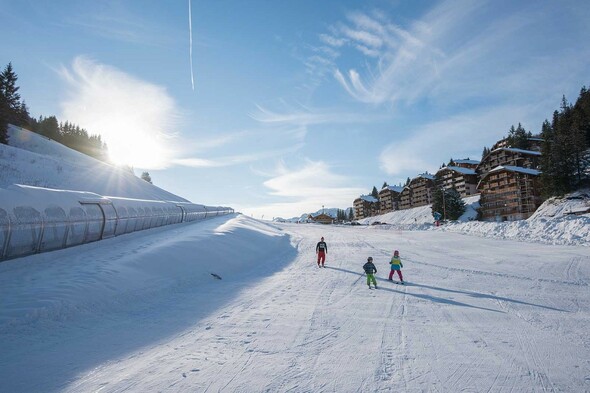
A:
[[1, 0, 589, 219]]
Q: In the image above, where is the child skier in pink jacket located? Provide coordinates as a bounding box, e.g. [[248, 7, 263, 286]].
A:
[[388, 250, 404, 284]]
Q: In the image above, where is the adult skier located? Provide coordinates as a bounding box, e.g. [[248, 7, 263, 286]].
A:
[[316, 236, 328, 267]]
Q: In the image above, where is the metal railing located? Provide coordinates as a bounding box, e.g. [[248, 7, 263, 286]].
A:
[[0, 185, 233, 261]]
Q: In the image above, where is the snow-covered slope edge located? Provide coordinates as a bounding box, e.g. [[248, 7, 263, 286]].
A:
[[0, 214, 295, 329], [359, 193, 589, 246], [0, 125, 188, 201], [436, 190, 590, 246]]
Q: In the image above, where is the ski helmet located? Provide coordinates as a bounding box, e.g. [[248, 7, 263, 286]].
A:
[[367, 256, 373, 261], [394, 250, 399, 256]]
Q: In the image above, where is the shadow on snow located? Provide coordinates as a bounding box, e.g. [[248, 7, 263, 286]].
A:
[[325, 266, 567, 313]]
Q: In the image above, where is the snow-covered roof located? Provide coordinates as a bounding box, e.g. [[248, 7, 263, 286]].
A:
[[417, 173, 435, 180], [381, 185, 404, 193], [358, 195, 378, 203], [439, 166, 477, 175], [453, 159, 480, 165], [491, 147, 542, 156], [488, 165, 541, 176]]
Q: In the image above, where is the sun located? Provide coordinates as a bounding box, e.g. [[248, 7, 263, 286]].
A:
[[107, 131, 170, 169]]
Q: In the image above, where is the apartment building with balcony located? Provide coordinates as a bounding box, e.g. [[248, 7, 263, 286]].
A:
[[435, 165, 479, 197], [476, 136, 544, 221], [353, 195, 379, 219], [378, 185, 404, 214], [476, 147, 541, 177], [398, 174, 436, 210], [477, 166, 543, 221]]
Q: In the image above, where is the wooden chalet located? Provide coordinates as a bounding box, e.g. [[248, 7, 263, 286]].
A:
[[435, 165, 479, 197], [399, 186, 412, 210], [476, 147, 541, 177], [353, 195, 379, 219], [378, 185, 404, 214], [477, 166, 543, 221], [476, 136, 545, 221], [452, 159, 480, 170], [399, 174, 436, 209], [309, 213, 334, 225]]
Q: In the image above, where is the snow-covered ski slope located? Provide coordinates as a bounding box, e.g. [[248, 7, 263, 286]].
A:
[[0, 214, 589, 392], [0, 126, 188, 201]]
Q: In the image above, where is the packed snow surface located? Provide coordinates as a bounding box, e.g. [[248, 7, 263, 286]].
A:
[[1, 214, 589, 392], [1, 124, 589, 391]]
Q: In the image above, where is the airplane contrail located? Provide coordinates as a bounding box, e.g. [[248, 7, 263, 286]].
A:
[[189, 0, 195, 91]]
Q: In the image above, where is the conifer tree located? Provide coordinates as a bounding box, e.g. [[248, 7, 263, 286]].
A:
[[0, 63, 29, 130], [431, 188, 465, 221], [0, 93, 7, 144], [507, 123, 532, 150], [35, 116, 60, 140], [371, 186, 378, 198], [141, 172, 153, 184], [445, 188, 466, 220]]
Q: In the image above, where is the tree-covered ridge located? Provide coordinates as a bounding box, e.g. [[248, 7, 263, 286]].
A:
[[540, 89, 590, 197], [0, 63, 109, 163], [29, 116, 109, 162]]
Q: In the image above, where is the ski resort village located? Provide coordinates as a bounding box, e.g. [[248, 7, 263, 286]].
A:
[[2, 1, 590, 392]]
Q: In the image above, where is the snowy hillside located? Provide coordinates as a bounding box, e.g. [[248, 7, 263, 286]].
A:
[[0, 126, 188, 202], [358, 194, 590, 247]]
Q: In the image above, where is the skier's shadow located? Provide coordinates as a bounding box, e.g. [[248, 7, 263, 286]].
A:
[[325, 266, 566, 313], [405, 282, 567, 312]]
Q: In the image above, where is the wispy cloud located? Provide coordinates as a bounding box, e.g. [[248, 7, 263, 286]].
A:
[[379, 103, 543, 181], [325, 0, 590, 108], [242, 159, 365, 218], [65, 5, 168, 46], [173, 142, 305, 169], [251, 103, 387, 127], [59, 56, 180, 169]]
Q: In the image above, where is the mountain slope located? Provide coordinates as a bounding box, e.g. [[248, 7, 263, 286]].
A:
[[0, 125, 188, 202]]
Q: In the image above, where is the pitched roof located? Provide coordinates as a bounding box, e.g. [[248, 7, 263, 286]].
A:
[[358, 195, 378, 203], [417, 173, 435, 180], [492, 147, 541, 156], [489, 165, 541, 176], [381, 185, 404, 193], [442, 166, 477, 175], [453, 159, 480, 165]]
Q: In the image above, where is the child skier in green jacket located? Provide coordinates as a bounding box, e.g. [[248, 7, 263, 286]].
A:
[[363, 257, 378, 289], [388, 250, 404, 284]]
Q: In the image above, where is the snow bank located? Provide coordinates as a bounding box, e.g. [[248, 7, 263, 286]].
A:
[[357, 193, 589, 247], [0, 214, 294, 329]]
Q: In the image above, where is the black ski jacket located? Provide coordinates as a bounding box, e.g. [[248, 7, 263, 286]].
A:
[[363, 261, 377, 274], [316, 241, 328, 253]]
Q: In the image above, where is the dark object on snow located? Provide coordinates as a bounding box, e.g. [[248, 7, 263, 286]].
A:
[[210, 273, 222, 280]]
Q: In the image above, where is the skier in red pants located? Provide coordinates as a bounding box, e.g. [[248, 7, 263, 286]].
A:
[[316, 236, 328, 267]]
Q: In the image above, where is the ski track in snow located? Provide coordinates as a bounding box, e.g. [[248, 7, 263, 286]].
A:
[[1, 217, 589, 392]]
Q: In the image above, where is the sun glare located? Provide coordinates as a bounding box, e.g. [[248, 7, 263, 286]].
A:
[[107, 131, 169, 169], [59, 57, 179, 170]]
